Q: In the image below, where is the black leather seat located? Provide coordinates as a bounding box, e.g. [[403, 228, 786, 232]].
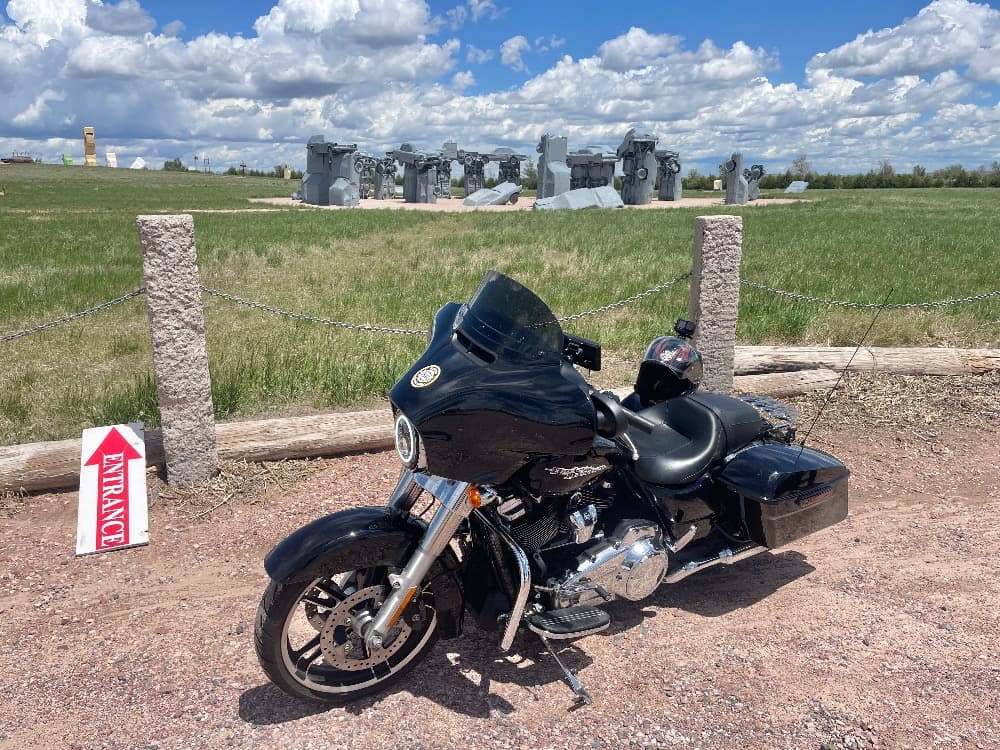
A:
[[687, 392, 765, 453], [625, 393, 765, 487], [627, 397, 724, 486]]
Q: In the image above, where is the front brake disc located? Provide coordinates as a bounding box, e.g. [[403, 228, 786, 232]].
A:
[[318, 585, 411, 671]]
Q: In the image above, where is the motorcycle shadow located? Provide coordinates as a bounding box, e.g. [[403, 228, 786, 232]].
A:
[[237, 629, 593, 723], [237, 550, 815, 723], [648, 549, 815, 617]]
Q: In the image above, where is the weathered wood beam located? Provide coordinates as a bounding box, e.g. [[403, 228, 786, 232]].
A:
[[734, 347, 1000, 376]]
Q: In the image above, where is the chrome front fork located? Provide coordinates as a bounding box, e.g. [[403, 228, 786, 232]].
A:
[[364, 471, 491, 651]]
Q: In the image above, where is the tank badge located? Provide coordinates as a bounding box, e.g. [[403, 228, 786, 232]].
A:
[[411, 365, 441, 388], [546, 465, 604, 479]]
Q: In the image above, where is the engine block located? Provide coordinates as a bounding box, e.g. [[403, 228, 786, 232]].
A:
[[550, 521, 669, 608]]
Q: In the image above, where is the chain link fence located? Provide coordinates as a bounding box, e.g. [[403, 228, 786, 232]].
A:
[[3, 274, 998, 344]]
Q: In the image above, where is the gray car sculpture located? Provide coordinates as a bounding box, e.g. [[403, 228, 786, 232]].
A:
[[302, 136, 361, 207], [354, 153, 377, 200], [568, 146, 617, 191], [536, 133, 571, 199], [617, 129, 657, 205], [392, 144, 442, 203], [744, 163, 765, 201], [722, 152, 749, 205], [373, 155, 398, 200], [655, 149, 682, 201]]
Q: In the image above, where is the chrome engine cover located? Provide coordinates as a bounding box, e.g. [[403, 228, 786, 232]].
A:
[[551, 522, 669, 608]]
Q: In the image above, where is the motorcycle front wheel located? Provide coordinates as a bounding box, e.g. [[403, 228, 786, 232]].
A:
[[254, 555, 439, 704]]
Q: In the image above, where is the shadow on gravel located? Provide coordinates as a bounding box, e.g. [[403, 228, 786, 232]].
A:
[[237, 630, 594, 722], [650, 549, 815, 617], [238, 684, 332, 725]]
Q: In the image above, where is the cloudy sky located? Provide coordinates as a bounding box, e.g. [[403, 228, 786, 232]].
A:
[[1, 0, 998, 174]]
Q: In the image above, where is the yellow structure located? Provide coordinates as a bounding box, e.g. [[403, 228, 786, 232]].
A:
[[83, 127, 97, 167], [283, 163, 291, 179]]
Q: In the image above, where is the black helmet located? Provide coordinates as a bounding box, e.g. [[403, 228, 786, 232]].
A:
[[634, 336, 703, 405]]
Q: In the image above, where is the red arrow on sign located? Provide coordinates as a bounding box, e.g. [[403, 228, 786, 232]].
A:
[[84, 427, 142, 551]]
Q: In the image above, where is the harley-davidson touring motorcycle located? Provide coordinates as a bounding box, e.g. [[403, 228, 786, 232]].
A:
[[254, 271, 849, 705]]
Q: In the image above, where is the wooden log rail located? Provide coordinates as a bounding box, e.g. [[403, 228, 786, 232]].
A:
[[734, 347, 1000, 376]]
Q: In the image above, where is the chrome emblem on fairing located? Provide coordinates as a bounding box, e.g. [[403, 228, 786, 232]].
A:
[[545, 465, 605, 479], [410, 365, 441, 388]]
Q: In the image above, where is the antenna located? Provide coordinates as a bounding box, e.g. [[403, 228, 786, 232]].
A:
[[797, 287, 894, 457]]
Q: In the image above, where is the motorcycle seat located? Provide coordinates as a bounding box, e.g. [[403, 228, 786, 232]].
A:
[[685, 392, 766, 454], [627, 397, 724, 486]]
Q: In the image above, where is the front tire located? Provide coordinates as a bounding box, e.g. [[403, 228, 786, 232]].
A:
[[254, 557, 439, 703]]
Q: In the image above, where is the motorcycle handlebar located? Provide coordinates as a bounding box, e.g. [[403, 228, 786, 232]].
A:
[[590, 391, 656, 437]]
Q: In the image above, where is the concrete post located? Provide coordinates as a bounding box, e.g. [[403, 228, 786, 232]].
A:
[[136, 214, 218, 486], [690, 215, 743, 394]]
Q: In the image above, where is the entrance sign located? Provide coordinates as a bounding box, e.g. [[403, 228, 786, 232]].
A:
[[76, 423, 149, 556]]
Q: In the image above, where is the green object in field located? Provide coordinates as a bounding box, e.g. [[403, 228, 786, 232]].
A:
[[62, 154, 73, 166]]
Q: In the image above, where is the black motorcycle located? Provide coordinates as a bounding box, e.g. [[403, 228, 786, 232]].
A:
[[254, 271, 849, 705]]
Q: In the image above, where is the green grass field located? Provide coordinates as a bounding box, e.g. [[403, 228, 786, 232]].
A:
[[1, 164, 998, 445]]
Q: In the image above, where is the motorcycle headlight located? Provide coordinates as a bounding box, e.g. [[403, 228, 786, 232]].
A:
[[394, 413, 420, 469]]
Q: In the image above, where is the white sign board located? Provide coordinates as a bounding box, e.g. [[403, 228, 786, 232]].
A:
[[105, 152, 118, 168], [76, 423, 149, 556]]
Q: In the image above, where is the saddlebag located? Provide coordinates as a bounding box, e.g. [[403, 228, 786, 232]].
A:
[[718, 444, 849, 548]]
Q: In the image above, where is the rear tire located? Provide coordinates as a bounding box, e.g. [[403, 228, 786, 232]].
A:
[[254, 555, 439, 704]]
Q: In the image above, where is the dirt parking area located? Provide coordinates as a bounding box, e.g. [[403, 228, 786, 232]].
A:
[[1, 374, 998, 750]]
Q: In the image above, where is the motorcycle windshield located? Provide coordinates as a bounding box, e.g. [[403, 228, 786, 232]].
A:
[[454, 270, 563, 363]]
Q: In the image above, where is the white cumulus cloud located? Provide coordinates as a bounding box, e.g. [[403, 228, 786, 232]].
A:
[[85, 0, 156, 36], [500, 34, 530, 72], [0, 2, 997, 174], [466, 44, 493, 64], [598, 26, 682, 70], [807, 0, 1000, 81]]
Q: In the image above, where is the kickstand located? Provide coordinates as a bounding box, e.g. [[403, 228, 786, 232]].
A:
[[538, 634, 592, 707]]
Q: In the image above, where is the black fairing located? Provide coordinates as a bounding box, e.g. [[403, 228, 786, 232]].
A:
[[390, 272, 596, 488]]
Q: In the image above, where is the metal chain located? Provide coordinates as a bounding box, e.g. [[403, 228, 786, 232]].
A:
[[7, 272, 989, 345], [200, 286, 431, 336], [740, 277, 1000, 309], [555, 272, 692, 322], [0, 288, 146, 343]]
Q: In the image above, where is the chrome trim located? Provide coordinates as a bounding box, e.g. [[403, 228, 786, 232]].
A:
[[666, 524, 697, 553], [367, 473, 477, 649], [473, 509, 531, 652], [527, 620, 610, 640], [664, 543, 766, 584], [567, 504, 597, 544], [551, 523, 667, 608]]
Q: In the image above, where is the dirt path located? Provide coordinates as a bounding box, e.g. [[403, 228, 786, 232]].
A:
[[1, 395, 998, 749]]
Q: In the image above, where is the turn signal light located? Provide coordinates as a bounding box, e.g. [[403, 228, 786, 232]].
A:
[[468, 486, 482, 508]]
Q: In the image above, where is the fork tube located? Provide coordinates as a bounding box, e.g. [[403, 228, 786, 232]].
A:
[[365, 477, 473, 649]]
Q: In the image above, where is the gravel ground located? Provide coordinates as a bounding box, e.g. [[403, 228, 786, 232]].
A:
[[1, 374, 998, 750]]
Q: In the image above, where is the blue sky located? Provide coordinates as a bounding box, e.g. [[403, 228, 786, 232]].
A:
[[1, 0, 998, 174]]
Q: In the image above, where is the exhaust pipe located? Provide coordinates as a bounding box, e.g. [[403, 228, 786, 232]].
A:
[[664, 542, 766, 584]]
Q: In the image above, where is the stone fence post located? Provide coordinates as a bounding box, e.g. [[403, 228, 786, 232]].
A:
[[690, 215, 743, 394], [136, 214, 218, 486]]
